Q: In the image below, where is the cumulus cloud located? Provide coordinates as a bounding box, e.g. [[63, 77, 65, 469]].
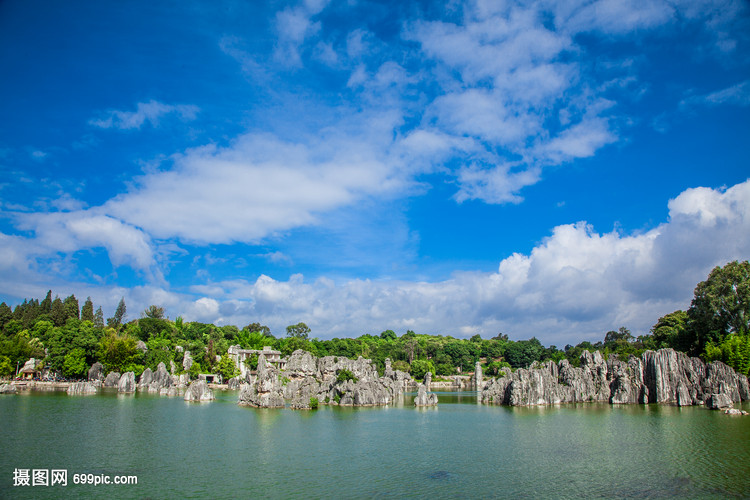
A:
[[89, 100, 199, 130], [14, 211, 157, 274]]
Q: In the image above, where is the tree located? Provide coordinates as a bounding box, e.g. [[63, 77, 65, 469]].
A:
[[40, 290, 52, 315], [604, 327, 633, 345], [286, 322, 310, 340], [245, 322, 271, 337], [409, 359, 436, 380], [142, 305, 165, 319], [380, 330, 397, 341], [81, 297, 94, 322], [651, 311, 689, 350], [63, 294, 79, 321], [97, 329, 141, 373], [688, 261, 750, 355], [216, 354, 239, 380], [108, 298, 127, 329], [94, 306, 104, 328], [63, 348, 88, 379], [0, 355, 13, 377], [50, 297, 66, 327]]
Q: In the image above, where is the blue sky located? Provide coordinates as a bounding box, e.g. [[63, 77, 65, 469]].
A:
[[1, 0, 749, 345]]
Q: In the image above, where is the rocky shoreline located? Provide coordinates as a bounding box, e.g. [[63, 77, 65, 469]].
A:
[[481, 348, 750, 410], [3, 347, 748, 414]]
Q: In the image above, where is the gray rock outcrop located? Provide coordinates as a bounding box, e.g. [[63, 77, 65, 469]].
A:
[[184, 380, 215, 402], [706, 393, 733, 410], [136, 340, 148, 352], [0, 383, 18, 394], [103, 371, 121, 387], [67, 381, 98, 395], [88, 362, 104, 382], [238, 353, 285, 408], [481, 348, 750, 408], [138, 368, 153, 389], [183, 351, 193, 372], [118, 371, 136, 393], [414, 384, 438, 406], [424, 371, 432, 391], [239, 351, 413, 409], [160, 386, 180, 397], [148, 362, 173, 392], [227, 377, 241, 390], [474, 362, 483, 390]]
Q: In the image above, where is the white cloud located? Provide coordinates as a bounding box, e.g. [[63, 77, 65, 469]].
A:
[[681, 79, 750, 109], [89, 100, 199, 130], [88, 179, 744, 346], [274, 0, 331, 66], [15, 211, 157, 274], [103, 128, 409, 245]]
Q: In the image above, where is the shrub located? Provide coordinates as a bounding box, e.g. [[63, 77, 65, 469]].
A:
[[309, 397, 319, 409], [336, 368, 358, 384]]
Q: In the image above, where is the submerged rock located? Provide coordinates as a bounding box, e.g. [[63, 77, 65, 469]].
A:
[[67, 381, 98, 395], [184, 380, 215, 402]]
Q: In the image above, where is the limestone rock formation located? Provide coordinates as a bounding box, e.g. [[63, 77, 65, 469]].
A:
[[474, 362, 483, 390], [160, 386, 180, 397], [239, 351, 412, 408], [88, 362, 104, 382], [103, 371, 121, 387], [148, 363, 173, 392], [481, 348, 750, 408], [424, 371, 432, 391], [0, 383, 18, 394], [184, 380, 215, 402], [138, 368, 154, 389], [706, 393, 733, 410], [183, 351, 193, 372], [170, 360, 177, 375], [136, 340, 148, 353], [238, 353, 285, 408], [284, 350, 318, 378], [414, 384, 438, 406], [118, 372, 136, 393], [227, 376, 241, 390], [67, 381, 98, 395]]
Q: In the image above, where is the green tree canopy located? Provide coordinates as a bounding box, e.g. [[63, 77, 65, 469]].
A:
[[688, 260, 750, 355], [286, 322, 311, 340]]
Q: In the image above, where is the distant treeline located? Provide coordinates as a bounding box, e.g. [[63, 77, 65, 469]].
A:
[[1, 261, 748, 380]]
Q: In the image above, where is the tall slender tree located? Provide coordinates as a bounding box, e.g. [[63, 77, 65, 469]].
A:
[[81, 297, 94, 322]]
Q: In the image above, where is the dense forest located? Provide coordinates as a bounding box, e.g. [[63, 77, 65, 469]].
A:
[[1, 261, 748, 381]]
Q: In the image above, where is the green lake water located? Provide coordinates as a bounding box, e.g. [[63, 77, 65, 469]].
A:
[[1, 390, 749, 499]]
